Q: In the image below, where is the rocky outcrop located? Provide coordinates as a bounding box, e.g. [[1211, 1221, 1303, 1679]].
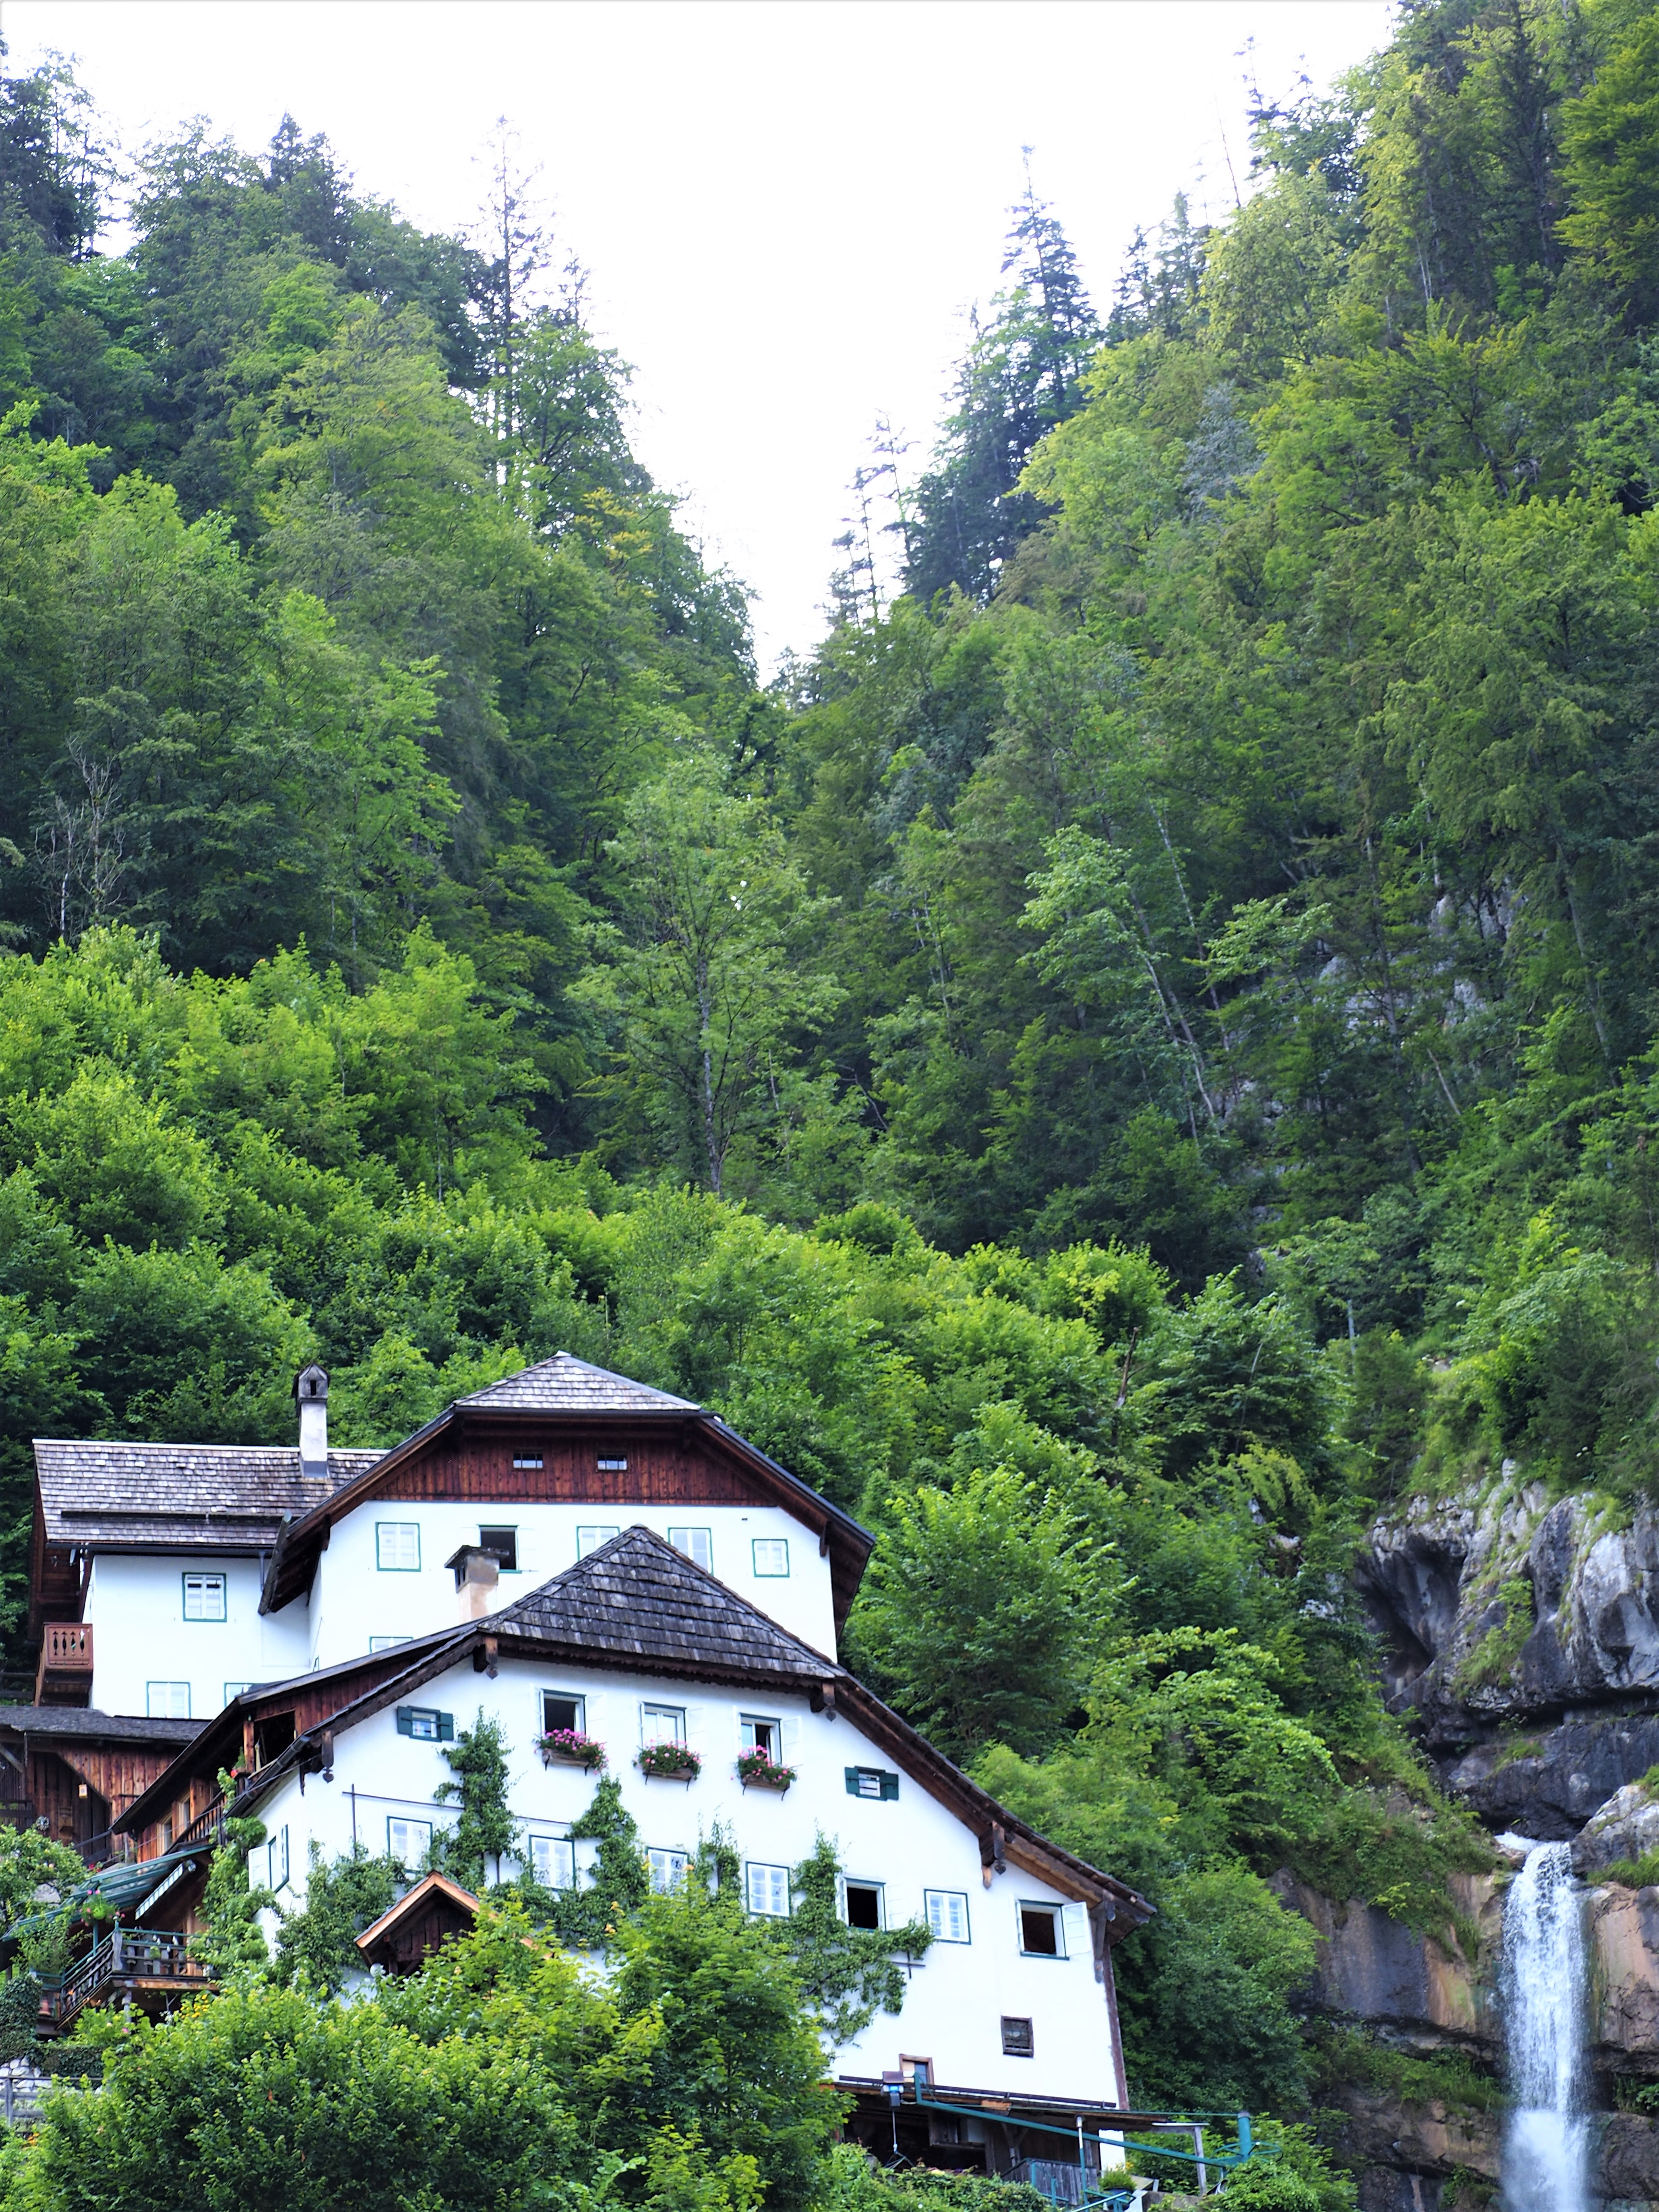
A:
[[1270, 1871, 1501, 2042], [1574, 1783, 1659, 1877], [1358, 1478, 1659, 1837]]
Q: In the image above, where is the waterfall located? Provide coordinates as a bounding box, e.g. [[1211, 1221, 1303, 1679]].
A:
[[1501, 1840, 1589, 2212]]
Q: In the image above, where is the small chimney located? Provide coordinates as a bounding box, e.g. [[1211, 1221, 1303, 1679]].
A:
[[445, 1546, 500, 1622], [295, 1364, 329, 1474]]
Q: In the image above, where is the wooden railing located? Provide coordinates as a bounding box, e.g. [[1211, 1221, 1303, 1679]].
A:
[[171, 1793, 225, 1851], [34, 1624, 92, 1706], [43, 1928, 208, 2029]]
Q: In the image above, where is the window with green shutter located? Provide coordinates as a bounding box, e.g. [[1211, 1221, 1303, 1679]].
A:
[[844, 1766, 899, 1800], [396, 1706, 454, 1741]]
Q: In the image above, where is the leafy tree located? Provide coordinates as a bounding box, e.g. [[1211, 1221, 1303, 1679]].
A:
[[847, 1463, 1095, 1760], [192, 1775, 275, 1980], [573, 757, 842, 1195]]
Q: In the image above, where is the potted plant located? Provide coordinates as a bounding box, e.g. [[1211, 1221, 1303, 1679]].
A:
[[535, 1729, 606, 1771], [736, 1748, 796, 1792], [637, 1741, 701, 1782]]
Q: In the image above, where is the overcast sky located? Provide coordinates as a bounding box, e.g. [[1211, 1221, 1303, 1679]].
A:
[[3, 0, 1394, 668]]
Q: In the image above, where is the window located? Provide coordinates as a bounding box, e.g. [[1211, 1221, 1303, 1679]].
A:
[[396, 1706, 455, 1742], [745, 1861, 791, 1917], [541, 1691, 585, 1736], [577, 1525, 620, 1557], [146, 1682, 190, 1719], [529, 1835, 575, 1889], [376, 1522, 421, 1572], [751, 1538, 789, 1577], [1001, 2016, 1034, 2058], [649, 1848, 689, 1894], [740, 1714, 779, 1759], [900, 2058, 933, 2088], [842, 1880, 884, 1931], [597, 1457, 628, 1472], [182, 1572, 226, 1622], [641, 1703, 686, 1747], [512, 1455, 543, 1470], [368, 1637, 408, 1653], [388, 1816, 432, 1866], [845, 1766, 900, 1801], [1019, 1902, 1063, 1957], [222, 1682, 252, 1707], [479, 1526, 517, 1571], [267, 1825, 290, 1892], [926, 1890, 971, 1943], [669, 1527, 713, 1572]]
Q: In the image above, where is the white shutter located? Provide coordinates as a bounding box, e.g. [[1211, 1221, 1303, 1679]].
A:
[[835, 1871, 849, 1923], [1061, 1901, 1089, 1959], [780, 1714, 801, 1761], [683, 1704, 706, 1753]]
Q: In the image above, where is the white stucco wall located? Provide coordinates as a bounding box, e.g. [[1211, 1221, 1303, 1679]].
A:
[[309, 1502, 838, 1667], [81, 1502, 840, 1720], [85, 1554, 311, 1720], [245, 1654, 1126, 2109]]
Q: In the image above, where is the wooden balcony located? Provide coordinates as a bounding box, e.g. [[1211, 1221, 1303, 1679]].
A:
[[39, 1927, 210, 2032], [34, 1624, 92, 1707]]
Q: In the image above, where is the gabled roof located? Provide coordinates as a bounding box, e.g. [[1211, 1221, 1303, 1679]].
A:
[[34, 1442, 379, 1553], [258, 1355, 874, 1624], [115, 1529, 1153, 1938], [487, 1522, 839, 1678], [458, 1353, 698, 1414], [355, 1872, 481, 1969]]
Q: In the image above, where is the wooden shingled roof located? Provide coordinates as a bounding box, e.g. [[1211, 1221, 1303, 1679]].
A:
[[457, 1353, 699, 1414], [486, 1522, 842, 1678], [33, 1441, 380, 1552]]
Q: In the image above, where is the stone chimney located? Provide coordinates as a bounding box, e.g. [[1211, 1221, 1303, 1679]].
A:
[[295, 1364, 329, 1475], [446, 1546, 500, 1623]]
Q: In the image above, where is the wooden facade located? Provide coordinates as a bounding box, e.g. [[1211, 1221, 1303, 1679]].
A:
[[0, 1725, 191, 1855]]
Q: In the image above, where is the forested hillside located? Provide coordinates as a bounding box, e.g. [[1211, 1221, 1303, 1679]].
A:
[[3, 0, 1659, 2128]]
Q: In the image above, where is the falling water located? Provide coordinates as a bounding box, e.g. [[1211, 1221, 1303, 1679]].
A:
[[1501, 1840, 1589, 2212]]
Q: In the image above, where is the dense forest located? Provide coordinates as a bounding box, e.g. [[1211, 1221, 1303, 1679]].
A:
[[3, 0, 1659, 2148]]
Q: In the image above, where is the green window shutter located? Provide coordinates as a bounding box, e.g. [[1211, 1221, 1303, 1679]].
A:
[[880, 1771, 900, 1801], [438, 1713, 455, 1742], [396, 1707, 415, 1737], [844, 1767, 860, 1796]]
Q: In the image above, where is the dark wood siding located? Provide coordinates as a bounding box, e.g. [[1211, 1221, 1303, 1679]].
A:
[[375, 1423, 764, 1509]]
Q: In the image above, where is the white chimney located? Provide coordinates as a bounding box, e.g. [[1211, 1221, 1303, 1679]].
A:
[[296, 1364, 329, 1473], [446, 1546, 500, 1622]]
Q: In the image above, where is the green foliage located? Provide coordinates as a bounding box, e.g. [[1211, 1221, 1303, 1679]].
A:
[[9, 1899, 836, 2212], [846, 1464, 1094, 1761], [778, 1835, 932, 2047], [272, 1842, 404, 1994], [191, 1771, 275, 1980], [1454, 1576, 1537, 1693], [433, 1710, 518, 1890]]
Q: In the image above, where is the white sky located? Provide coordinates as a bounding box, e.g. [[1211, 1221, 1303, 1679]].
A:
[[2, 0, 1394, 670]]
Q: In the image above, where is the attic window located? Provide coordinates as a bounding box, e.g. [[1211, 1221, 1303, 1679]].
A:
[[597, 1456, 628, 1472], [512, 1455, 543, 1470]]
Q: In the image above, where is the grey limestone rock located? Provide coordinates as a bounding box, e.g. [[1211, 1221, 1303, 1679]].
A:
[[1573, 1782, 1659, 1876]]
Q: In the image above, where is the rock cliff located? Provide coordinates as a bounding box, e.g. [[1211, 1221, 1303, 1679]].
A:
[[1292, 1471, 1659, 2206]]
